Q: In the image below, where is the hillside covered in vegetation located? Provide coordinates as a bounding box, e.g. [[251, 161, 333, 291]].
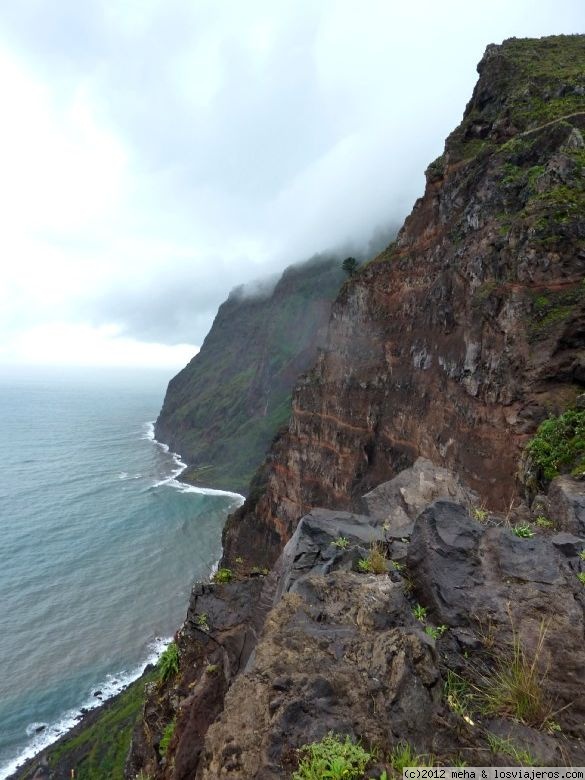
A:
[[154, 255, 346, 494]]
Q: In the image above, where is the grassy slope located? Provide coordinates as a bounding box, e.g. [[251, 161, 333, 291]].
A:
[[14, 670, 156, 780]]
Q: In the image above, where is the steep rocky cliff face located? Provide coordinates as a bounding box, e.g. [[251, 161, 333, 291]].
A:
[[155, 256, 345, 494], [128, 461, 585, 778], [223, 34, 585, 565], [17, 34, 585, 780]]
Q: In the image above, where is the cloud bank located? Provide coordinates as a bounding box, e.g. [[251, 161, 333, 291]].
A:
[[0, 0, 582, 366]]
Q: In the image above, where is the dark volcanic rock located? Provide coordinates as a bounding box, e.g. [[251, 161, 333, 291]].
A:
[[273, 508, 384, 599], [197, 572, 442, 779], [547, 476, 585, 535], [408, 499, 585, 736]]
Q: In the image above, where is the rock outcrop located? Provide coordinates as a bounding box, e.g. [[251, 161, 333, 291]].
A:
[[222, 34, 585, 565], [155, 255, 345, 494], [128, 460, 585, 778]]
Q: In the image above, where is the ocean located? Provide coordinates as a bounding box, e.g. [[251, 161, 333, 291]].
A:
[[0, 367, 243, 778]]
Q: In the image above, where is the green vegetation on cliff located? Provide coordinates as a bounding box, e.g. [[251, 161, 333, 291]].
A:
[[15, 670, 156, 780], [155, 255, 345, 494], [527, 409, 585, 483], [446, 35, 585, 163]]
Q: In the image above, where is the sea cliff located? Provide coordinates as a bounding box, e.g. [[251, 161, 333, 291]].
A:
[[14, 33, 585, 780], [154, 255, 346, 495]]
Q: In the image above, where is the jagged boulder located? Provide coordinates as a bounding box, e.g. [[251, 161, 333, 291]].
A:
[[546, 476, 585, 536], [408, 500, 585, 739], [273, 507, 384, 600], [362, 457, 478, 535]]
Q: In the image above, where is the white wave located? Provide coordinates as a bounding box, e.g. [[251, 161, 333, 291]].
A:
[[143, 422, 245, 502], [141, 421, 155, 441], [0, 637, 171, 780], [118, 471, 129, 480], [24, 723, 47, 738]]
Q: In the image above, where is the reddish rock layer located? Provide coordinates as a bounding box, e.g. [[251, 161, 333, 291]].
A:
[[223, 35, 585, 566]]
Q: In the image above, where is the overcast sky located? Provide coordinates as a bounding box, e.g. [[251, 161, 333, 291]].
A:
[[0, 1, 582, 370]]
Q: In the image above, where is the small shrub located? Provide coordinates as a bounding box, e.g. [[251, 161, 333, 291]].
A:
[[332, 536, 350, 549], [578, 550, 585, 561], [159, 719, 175, 758], [293, 733, 372, 780], [205, 664, 219, 675], [196, 613, 209, 631], [526, 410, 585, 484], [473, 507, 489, 522], [389, 741, 433, 771], [213, 567, 233, 583], [412, 604, 427, 622], [577, 572, 585, 585], [535, 515, 554, 529], [425, 624, 448, 640], [357, 543, 387, 574], [158, 642, 179, 682], [513, 524, 535, 538], [251, 566, 270, 576], [391, 560, 404, 571]]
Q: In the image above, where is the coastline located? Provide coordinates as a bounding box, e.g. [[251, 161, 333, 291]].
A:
[[145, 422, 245, 501], [6, 669, 158, 780], [3, 423, 243, 780]]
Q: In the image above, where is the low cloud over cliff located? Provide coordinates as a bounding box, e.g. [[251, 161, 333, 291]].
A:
[[0, 0, 582, 364]]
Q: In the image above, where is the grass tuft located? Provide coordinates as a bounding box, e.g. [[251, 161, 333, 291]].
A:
[[444, 670, 475, 725], [389, 741, 433, 772], [476, 622, 550, 726], [486, 733, 536, 766], [357, 542, 387, 575], [159, 719, 175, 758], [157, 643, 179, 683]]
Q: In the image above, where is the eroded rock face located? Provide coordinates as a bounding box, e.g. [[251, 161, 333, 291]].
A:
[[197, 573, 442, 779], [408, 499, 585, 737], [127, 578, 266, 780], [222, 35, 585, 567], [546, 476, 585, 535]]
